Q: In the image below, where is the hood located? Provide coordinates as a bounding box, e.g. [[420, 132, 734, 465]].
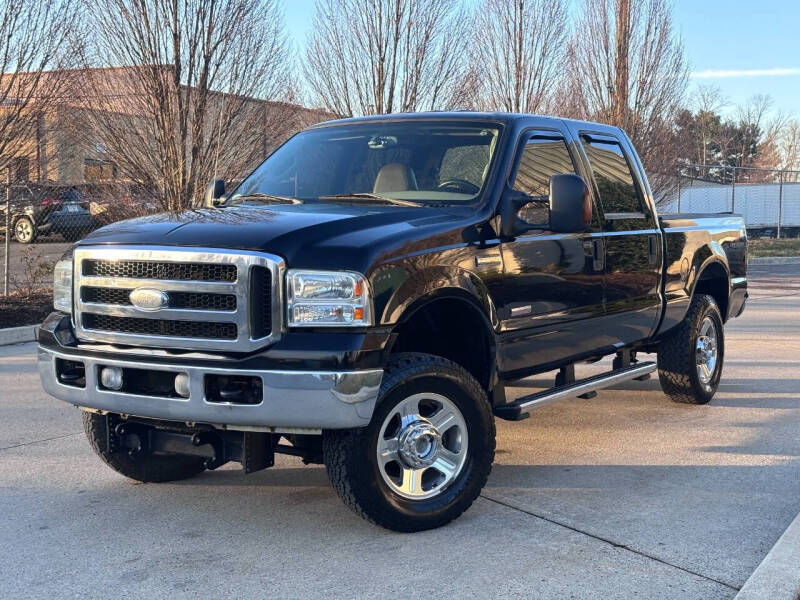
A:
[[79, 203, 470, 271]]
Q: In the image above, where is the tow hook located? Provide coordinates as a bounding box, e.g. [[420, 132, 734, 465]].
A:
[[107, 417, 225, 469], [191, 432, 225, 470], [104, 415, 277, 473]]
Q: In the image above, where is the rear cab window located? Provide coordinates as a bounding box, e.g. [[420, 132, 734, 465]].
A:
[[580, 134, 653, 228]]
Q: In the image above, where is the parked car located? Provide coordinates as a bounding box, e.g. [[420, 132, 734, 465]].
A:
[[0, 184, 95, 243], [38, 113, 747, 531], [88, 184, 161, 226]]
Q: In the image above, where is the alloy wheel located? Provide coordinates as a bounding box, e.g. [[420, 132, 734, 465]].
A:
[[376, 392, 468, 500]]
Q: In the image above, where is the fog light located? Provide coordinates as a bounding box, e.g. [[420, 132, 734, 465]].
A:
[[174, 373, 190, 398], [100, 366, 123, 390]]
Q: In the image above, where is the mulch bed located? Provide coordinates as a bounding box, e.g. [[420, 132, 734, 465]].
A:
[[0, 290, 53, 328]]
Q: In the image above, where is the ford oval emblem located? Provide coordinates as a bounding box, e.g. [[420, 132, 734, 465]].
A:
[[129, 287, 169, 311]]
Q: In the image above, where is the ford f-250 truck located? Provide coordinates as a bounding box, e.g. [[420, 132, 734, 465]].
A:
[[38, 113, 747, 531]]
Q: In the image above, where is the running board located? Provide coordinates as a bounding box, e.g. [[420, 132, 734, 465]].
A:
[[494, 361, 657, 422]]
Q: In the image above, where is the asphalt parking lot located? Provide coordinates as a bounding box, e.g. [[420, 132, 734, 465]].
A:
[[1, 264, 798, 599]]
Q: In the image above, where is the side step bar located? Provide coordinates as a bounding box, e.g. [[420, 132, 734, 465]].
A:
[[494, 361, 657, 422]]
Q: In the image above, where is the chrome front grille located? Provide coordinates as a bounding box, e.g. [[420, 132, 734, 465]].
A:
[[80, 287, 238, 311], [73, 246, 284, 351], [82, 259, 237, 282], [82, 313, 239, 339]]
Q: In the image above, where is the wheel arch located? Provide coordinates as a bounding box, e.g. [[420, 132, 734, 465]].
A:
[[388, 288, 498, 394], [692, 259, 730, 321]]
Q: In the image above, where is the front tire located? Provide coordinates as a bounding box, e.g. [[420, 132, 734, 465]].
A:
[[82, 412, 207, 483], [14, 216, 36, 244], [657, 294, 724, 404], [323, 353, 495, 532]]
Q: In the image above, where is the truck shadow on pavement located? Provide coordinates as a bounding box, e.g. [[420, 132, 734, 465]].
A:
[[175, 464, 331, 487]]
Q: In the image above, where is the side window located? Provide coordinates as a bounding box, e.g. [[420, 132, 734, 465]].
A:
[[581, 136, 643, 215], [512, 137, 576, 226]]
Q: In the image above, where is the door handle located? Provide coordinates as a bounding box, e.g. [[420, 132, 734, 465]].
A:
[[475, 256, 501, 268], [591, 238, 604, 271]]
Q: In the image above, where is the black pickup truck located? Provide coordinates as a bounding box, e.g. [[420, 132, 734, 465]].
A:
[[38, 113, 747, 531]]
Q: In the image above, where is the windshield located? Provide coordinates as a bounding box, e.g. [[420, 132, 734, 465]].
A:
[[228, 121, 502, 207]]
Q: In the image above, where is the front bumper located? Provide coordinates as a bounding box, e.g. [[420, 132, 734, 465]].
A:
[[38, 316, 384, 431]]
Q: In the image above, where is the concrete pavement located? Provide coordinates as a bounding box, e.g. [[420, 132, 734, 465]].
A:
[[0, 264, 798, 598], [736, 512, 800, 599]]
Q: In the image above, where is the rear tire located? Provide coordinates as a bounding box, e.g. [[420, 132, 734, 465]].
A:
[[323, 353, 495, 532], [82, 412, 207, 482], [657, 294, 724, 404]]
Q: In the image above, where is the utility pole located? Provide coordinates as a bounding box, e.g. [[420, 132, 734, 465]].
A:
[[3, 169, 10, 296], [778, 171, 784, 239], [613, 0, 632, 128]]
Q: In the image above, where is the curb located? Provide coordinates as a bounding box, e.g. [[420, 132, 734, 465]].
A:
[[0, 324, 40, 346], [749, 257, 800, 265], [735, 511, 800, 599]]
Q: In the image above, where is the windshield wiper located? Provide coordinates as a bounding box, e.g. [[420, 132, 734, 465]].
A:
[[317, 193, 422, 207], [229, 193, 301, 205]]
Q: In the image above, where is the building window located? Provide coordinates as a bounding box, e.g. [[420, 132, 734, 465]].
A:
[[8, 157, 30, 182], [84, 158, 117, 182]]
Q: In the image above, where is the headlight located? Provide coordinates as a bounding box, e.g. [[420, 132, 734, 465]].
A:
[[53, 258, 73, 313], [287, 270, 373, 327]]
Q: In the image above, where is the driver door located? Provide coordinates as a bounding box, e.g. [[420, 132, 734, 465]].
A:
[[496, 131, 606, 377]]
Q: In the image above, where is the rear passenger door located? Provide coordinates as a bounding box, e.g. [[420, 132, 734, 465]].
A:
[[577, 132, 662, 345]]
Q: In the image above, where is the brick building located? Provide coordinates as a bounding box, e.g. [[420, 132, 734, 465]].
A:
[[1, 67, 331, 186]]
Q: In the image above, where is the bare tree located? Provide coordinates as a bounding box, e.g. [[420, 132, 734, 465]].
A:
[[0, 0, 78, 180], [691, 85, 727, 165], [468, 0, 568, 113], [305, 0, 470, 116], [567, 0, 688, 196], [733, 95, 790, 172], [79, 0, 293, 211], [780, 120, 800, 172]]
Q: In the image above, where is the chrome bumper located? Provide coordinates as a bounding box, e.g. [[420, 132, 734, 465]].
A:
[[38, 346, 382, 431]]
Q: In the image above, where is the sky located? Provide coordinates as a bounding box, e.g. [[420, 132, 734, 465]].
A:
[[673, 0, 800, 117], [284, 0, 800, 118]]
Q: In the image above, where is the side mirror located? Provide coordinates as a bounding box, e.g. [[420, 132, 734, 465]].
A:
[[203, 178, 225, 208], [549, 174, 591, 233], [500, 190, 549, 238]]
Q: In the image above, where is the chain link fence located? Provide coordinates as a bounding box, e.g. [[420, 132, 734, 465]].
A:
[[1, 178, 159, 321], [2, 162, 800, 306], [660, 164, 800, 238]]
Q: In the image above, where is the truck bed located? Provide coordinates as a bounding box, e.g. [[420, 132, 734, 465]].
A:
[[656, 211, 747, 333]]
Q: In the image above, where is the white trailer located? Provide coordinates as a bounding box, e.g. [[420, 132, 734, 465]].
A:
[[660, 181, 800, 237]]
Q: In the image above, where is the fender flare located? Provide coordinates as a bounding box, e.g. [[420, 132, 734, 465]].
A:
[[689, 256, 730, 300], [383, 275, 499, 393], [378, 264, 499, 330]]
